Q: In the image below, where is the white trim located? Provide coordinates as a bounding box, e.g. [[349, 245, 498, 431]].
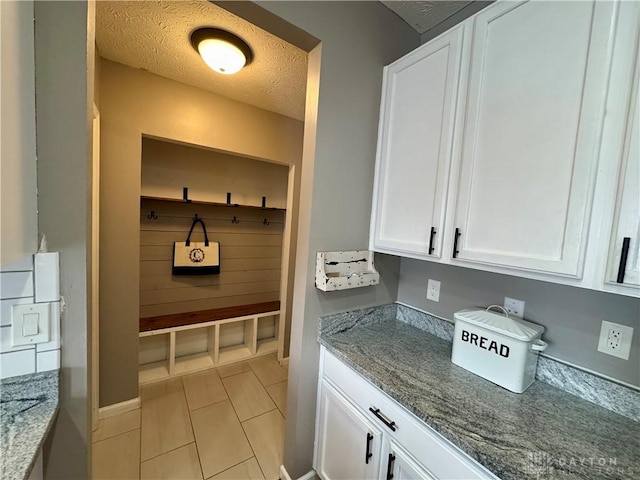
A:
[[298, 469, 317, 480], [279, 465, 292, 480], [279, 356, 290, 367], [279, 465, 316, 480], [98, 397, 141, 419]]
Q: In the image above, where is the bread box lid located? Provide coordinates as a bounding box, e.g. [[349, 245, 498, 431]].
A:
[[454, 309, 545, 341]]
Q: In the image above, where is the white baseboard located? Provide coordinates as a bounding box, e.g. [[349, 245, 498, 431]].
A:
[[280, 465, 292, 480], [298, 470, 317, 480], [280, 465, 316, 480], [98, 397, 141, 419], [279, 357, 290, 367]]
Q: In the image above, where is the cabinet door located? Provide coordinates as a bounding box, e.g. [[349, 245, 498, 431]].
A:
[[385, 442, 436, 480], [607, 49, 640, 288], [371, 24, 465, 259], [315, 380, 382, 480], [452, 0, 616, 276]]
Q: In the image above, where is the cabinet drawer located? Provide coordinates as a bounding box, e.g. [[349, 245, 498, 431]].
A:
[[321, 349, 498, 480]]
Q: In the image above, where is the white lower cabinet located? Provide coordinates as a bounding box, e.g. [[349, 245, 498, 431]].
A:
[[316, 381, 383, 480], [314, 348, 498, 480], [385, 442, 436, 480]]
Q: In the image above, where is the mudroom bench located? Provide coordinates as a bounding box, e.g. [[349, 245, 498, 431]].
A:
[[138, 301, 281, 383]]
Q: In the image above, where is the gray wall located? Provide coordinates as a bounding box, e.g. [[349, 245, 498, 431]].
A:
[[256, 2, 418, 477], [35, 1, 94, 478], [398, 258, 640, 387]]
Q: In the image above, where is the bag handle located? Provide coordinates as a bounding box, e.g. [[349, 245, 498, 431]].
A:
[[185, 217, 210, 246]]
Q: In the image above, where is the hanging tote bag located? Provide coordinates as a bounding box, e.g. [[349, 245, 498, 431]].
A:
[[172, 217, 220, 275]]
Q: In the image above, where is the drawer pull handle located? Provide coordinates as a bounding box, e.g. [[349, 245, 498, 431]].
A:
[[429, 226, 436, 255], [453, 228, 461, 258], [365, 432, 373, 464], [369, 407, 397, 432], [617, 237, 631, 283], [386, 453, 396, 480]]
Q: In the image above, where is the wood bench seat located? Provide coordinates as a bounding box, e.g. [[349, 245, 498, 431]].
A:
[[139, 301, 281, 332]]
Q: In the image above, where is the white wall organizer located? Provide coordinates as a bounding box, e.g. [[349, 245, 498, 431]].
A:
[[315, 250, 380, 291]]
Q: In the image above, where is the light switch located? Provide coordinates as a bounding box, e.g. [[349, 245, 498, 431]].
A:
[[11, 303, 50, 346], [22, 313, 40, 336]]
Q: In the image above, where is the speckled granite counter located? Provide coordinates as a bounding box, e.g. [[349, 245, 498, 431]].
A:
[[318, 305, 640, 480], [0, 371, 59, 480]]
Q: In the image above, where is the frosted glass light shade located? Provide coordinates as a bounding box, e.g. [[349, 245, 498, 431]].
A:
[[190, 28, 253, 76], [198, 38, 246, 75]]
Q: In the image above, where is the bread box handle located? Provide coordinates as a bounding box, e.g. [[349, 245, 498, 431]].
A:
[[531, 339, 548, 352], [486, 305, 510, 318]]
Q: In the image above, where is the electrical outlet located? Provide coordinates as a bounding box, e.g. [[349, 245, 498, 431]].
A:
[[426, 279, 440, 302], [597, 321, 634, 360], [504, 297, 525, 318]]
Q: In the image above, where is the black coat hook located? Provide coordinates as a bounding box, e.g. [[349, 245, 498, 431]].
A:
[[263, 218, 269, 226], [148, 210, 158, 220], [232, 216, 240, 224], [193, 213, 199, 221]]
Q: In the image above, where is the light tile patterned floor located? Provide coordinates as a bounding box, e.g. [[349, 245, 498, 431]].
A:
[[92, 354, 288, 480]]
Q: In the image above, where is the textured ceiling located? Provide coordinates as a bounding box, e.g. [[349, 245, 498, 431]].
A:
[[381, 1, 474, 34], [96, 1, 307, 121]]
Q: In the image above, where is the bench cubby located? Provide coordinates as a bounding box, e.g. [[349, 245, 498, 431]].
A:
[[138, 301, 280, 384]]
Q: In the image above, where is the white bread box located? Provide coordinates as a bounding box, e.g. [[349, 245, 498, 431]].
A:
[[451, 307, 547, 393]]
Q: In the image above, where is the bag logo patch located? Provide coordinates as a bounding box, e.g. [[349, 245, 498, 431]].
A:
[[189, 248, 205, 263]]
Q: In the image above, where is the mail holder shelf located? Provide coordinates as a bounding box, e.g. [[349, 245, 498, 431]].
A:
[[315, 250, 380, 292]]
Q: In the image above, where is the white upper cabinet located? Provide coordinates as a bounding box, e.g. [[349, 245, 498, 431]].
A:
[[452, 0, 616, 277], [606, 48, 640, 290], [370, 0, 639, 296], [371, 24, 465, 259]]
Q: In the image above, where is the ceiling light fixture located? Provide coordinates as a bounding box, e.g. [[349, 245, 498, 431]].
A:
[[190, 27, 253, 75]]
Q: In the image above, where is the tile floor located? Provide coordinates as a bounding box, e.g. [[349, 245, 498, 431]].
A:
[[92, 354, 288, 480]]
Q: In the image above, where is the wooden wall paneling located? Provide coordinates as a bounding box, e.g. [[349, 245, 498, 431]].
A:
[[140, 245, 282, 262], [175, 328, 209, 358], [140, 231, 283, 247], [139, 197, 284, 318], [140, 280, 281, 305], [140, 258, 282, 276], [257, 315, 277, 341], [140, 270, 281, 291], [139, 334, 168, 365], [219, 321, 247, 349], [140, 293, 280, 318]]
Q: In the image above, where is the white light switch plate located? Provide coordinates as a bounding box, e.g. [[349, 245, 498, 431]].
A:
[[11, 303, 50, 346], [597, 321, 633, 360], [427, 279, 440, 302]]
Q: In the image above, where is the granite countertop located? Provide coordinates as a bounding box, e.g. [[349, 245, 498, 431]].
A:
[[0, 371, 59, 480], [319, 309, 640, 480]]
